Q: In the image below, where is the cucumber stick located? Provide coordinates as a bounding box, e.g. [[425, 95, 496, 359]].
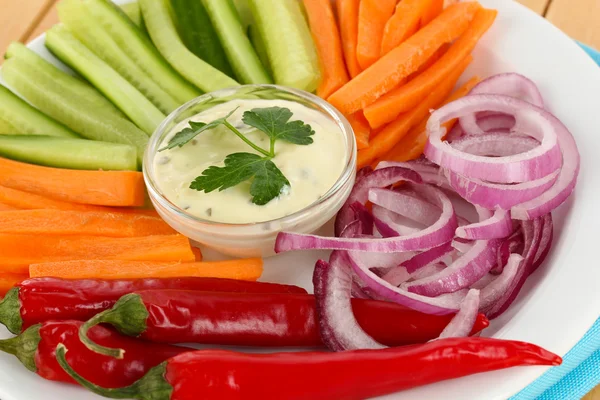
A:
[[0, 135, 137, 171], [233, 0, 253, 31], [2, 57, 148, 167], [5, 42, 126, 121], [0, 117, 20, 134], [248, 24, 272, 77], [119, 1, 142, 26], [139, 0, 239, 92], [247, 0, 320, 92], [170, 0, 235, 77], [45, 25, 165, 135], [0, 85, 79, 138], [58, 0, 180, 114], [83, 0, 199, 104], [201, 0, 271, 84]]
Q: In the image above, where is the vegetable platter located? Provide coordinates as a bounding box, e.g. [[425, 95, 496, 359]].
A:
[[0, 0, 598, 399]]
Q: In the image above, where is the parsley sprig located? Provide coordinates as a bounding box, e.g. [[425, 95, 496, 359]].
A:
[[159, 106, 315, 205]]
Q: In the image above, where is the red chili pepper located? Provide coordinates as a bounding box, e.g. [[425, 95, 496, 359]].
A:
[[79, 290, 488, 358], [56, 337, 561, 400], [0, 277, 307, 334], [0, 320, 189, 388]]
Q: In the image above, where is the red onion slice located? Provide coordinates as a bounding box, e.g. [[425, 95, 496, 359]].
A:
[[492, 228, 524, 275], [479, 254, 524, 314], [425, 95, 562, 183], [531, 213, 553, 274], [475, 114, 516, 133], [456, 208, 513, 240], [350, 202, 374, 235], [381, 266, 411, 286], [404, 239, 502, 297], [334, 167, 423, 236], [377, 160, 452, 189], [451, 133, 538, 157], [348, 250, 465, 315], [438, 289, 480, 339], [401, 242, 454, 273], [447, 168, 560, 210], [369, 188, 441, 227], [372, 205, 422, 237]]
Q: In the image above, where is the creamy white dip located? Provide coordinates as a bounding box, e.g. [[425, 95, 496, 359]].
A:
[[153, 99, 347, 223]]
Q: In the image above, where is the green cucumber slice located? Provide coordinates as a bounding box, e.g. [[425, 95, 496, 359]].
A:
[[58, 0, 180, 114], [248, 23, 272, 77], [170, 0, 235, 77], [0, 135, 137, 171], [201, 0, 271, 84], [5, 42, 126, 120], [0, 117, 20, 134], [119, 1, 142, 26], [139, 0, 239, 92], [2, 57, 148, 167], [247, 0, 320, 92], [45, 25, 165, 135], [83, 0, 200, 104], [0, 85, 79, 138]]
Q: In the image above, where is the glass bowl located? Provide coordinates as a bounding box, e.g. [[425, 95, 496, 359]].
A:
[[144, 84, 356, 258]]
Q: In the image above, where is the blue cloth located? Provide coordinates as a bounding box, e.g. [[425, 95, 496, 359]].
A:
[[511, 42, 600, 400]]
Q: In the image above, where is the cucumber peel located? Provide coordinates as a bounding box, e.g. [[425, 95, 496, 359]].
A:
[[139, 0, 239, 92], [0, 85, 79, 138], [0, 135, 137, 171], [119, 1, 142, 26], [201, 0, 272, 84], [247, 0, 320, 92], [83, 0, 200, 104], [58, 0, 180, 114], [2, 57, 148, 166]]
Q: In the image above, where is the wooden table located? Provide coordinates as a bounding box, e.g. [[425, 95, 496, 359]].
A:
[[0, 0, 598, 398]]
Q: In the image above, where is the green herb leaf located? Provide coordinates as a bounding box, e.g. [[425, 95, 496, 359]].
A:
[[190, 152, 290, 205], [159, 109, 238, 151], [242, 107, 315, 145]]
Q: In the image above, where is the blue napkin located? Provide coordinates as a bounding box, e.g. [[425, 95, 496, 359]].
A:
[[511, 42, 600, 400]]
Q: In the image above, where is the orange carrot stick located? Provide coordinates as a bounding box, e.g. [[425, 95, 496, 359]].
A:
[[0, 234, 195, 274], [191, 247, 203, 262], [0, 210, 175, 237], [381, 76, 481, 163], [29, 259, 264, 281], [356, 0, 397, 70], [0, 185, 157, 216], [303, 0, 349, 99], [346, 111, 371, 150], [0, 202, 16, 211], [329, 1, 481, 115], [364, 8, 497, 128], [336, 0, 362, 78], [0, 157, 145, 207], [381, 0, 433, 57], [357, 54, 471, 169], [0, 274, 28, 296], [421, 0, 444, 26]]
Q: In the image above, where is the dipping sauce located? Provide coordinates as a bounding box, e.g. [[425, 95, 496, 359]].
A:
[[153, 99, 347, 224]]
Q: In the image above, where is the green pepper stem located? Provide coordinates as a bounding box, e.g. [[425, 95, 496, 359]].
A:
[[223, 120, 272, 157], [79, 293, 149, 359], [0, 288, 23, 334], [56, 344, 172, 400]]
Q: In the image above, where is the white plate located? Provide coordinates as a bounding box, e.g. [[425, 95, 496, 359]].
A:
[[1, 0, 599, 399]]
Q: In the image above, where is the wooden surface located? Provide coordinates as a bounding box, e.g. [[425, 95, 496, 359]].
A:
[[0, 0, 598, 398]]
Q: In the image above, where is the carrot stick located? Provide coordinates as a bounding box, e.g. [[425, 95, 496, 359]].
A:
[[0, 157, 145, 207], [303, 0, 349, 99], [356, 0, 397, 70], [364, 8, 497, 128], [0, 185, 157, 216], [0, 274, 28, 296], [191, 247, 203, 262], [346, 111, 371, 150], [381, 0, 433, 57], [381, 76, 481, 163], [328, 1, 481, 115], [0, 234, 195, 274], [0, 202, 16, 211], [336, 0, 362, 78], [357, 54, 471, 169], [421, 0, 444, 26], [0, 210, 175, 237], [30, 259, 264, 281]]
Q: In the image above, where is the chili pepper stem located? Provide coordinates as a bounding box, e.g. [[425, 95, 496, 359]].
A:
[[79, 294, 149, 359], [0, 323, 41, 372], [0, 288, 23, 334], [56, 344, 172, 400]]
